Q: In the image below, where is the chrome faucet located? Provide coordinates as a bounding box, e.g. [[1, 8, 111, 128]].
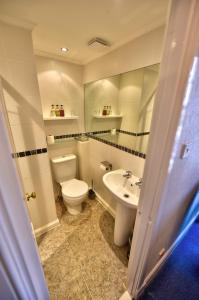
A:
[[123, 170, 132, 179], [135, 178, 143, 188]]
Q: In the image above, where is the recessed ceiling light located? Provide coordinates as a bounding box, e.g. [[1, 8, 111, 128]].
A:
[[61, 47, 69, 53]]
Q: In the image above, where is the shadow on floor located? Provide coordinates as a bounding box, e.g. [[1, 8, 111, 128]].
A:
[[99, 210, 129, 267]]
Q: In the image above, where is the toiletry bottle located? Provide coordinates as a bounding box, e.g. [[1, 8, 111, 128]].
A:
[[102, 106, 107, 116], [55, 105, 60, 117], [50, 105, 56, 117], [106, 106, 109, 115], [60, 105, 65, 117]]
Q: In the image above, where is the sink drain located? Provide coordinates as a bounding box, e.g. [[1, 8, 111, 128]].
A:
[[124, 193, 129, 198]]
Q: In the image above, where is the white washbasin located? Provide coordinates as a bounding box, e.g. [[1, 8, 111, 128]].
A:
[[103, 169, 140, 208], [103, 169, 141, 246]]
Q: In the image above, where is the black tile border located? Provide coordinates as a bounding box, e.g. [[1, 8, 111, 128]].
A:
[[53, 129, 149, 140], [117, 129, 150, 136], [54, 130, 110, 140], [54, 133, 82, 140], [12, 148, 47, 159], [11, 129, 147, 159], [52, 129, 147, 159], [88, 134, 146, 159]]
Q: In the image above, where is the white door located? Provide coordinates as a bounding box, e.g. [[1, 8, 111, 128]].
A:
[[0, 77, 49, 299]]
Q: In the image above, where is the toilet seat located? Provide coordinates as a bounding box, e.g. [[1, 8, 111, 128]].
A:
[[61, 179, 88, 199]]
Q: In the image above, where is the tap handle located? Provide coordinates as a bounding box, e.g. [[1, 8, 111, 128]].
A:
[[126, 170, 132, 175]]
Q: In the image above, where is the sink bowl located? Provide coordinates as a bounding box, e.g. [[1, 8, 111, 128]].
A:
[[103, 169, 140, 208], [103, 169, 140, 246]]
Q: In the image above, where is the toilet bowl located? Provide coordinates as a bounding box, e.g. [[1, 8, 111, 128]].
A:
[[51, 154, 88, 215], [61, 179, 88, 215]]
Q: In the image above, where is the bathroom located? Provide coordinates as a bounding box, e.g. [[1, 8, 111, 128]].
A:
[[0, 1, 170, 299]]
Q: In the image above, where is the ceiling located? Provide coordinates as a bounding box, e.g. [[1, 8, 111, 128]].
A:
[[0, 0, 169, 65]]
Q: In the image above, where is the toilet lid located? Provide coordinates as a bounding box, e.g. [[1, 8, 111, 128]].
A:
[[62, 179, 88, 198]]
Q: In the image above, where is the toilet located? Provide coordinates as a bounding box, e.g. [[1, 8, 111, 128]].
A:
[[51, 154, 88, 215]]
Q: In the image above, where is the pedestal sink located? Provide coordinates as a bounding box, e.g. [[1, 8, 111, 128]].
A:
[[103, 169, 140, 246]]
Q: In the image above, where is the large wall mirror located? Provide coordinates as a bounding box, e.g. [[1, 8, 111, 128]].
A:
[[84, 63, 159, 155]]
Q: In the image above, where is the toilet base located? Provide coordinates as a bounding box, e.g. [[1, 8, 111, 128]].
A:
[[66, 203, 82, 215]]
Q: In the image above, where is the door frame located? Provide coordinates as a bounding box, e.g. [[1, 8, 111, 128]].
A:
[[127, 0, 199, 298]]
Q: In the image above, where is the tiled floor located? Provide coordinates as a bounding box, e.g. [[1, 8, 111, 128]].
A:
[[37, 198, 128, 300]]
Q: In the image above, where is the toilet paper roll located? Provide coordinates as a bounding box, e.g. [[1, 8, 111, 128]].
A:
[[47, 135, 55, 144], [100, 164, 107, 171], [111, 128, 116, 135]]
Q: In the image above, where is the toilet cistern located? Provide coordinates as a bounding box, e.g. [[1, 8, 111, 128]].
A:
[[51, 154, 88, 215]]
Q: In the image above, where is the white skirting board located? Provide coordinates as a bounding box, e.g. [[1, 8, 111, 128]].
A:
[[34, 218, 60, 237], [119, 291, 132, 300], [95, 190, 116, 218], [137, 215, 198, 298]]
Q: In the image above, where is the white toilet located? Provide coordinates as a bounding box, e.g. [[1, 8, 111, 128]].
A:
[[51, 154, 88, 215]]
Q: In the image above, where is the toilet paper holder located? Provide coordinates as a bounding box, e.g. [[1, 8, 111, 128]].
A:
[[100, 161, 112, 171]]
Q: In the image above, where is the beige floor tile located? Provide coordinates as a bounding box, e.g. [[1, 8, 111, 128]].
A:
[[37, 198, 128, 300]]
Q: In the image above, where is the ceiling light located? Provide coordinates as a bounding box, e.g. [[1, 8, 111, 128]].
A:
[[61, 47, 69, 53]]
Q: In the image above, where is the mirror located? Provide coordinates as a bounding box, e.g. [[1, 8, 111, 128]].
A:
[[84, 64, 159, 154]]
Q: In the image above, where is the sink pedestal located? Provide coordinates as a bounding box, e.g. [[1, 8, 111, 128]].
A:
[[114, 202, 136, 247], [103, 169, 140, 247]]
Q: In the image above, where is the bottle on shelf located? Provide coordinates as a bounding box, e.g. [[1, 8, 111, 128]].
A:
[[55, 105, 60, 117], [50, 104, 56, 117], [102, 106, 107, 116], [60, 105, 65, 117], [107, 105, 111, 115]]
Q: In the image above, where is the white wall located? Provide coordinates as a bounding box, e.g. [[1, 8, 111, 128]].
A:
[[0, 20, 57, 232], [36, 55, 84, 136], [35, 55, 84, 189], [83, 26, 164, 83]]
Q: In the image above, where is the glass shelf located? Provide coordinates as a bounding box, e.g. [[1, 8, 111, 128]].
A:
[[92, 114, 123, 119], [48, 137, 75, 145], [43, 116, 79, 121]]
